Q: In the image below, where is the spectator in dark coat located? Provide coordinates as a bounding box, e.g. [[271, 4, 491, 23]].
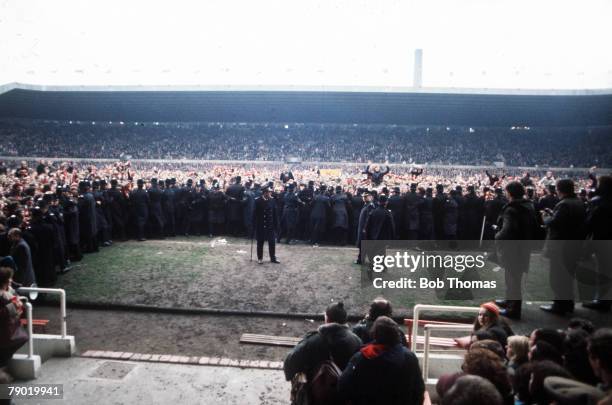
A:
[[352, 298, 407, 346], [0, 267, 28, 371], [339, 316, 424, 405], [284, 301, 362, 382]]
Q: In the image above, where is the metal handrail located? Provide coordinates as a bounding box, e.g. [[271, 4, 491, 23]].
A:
[[411, 304, 480, 352], [17, 287, 67, 338], [422, 324, 473, 379], [18, 297, 34, 358]]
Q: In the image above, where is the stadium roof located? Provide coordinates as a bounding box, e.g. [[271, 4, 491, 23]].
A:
[[1, 83, 611, 126]]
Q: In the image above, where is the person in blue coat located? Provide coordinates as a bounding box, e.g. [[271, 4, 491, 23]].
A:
[[338, 316, 425, 405]]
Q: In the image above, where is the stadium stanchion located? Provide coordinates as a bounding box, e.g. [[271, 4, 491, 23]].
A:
[[479, 215, 486, 248]]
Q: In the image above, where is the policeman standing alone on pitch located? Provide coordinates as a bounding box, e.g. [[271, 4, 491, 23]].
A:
[[253, 186, 280, 265]]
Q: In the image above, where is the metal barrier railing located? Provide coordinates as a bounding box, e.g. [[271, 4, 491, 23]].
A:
[[17, 288, 67, 338], [422, 324, 473, 379], [410, 304, 480, 352], [18, 297, 34, 358]]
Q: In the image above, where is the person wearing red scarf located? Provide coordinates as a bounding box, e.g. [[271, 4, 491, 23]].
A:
[[338, 316, 425, 405]]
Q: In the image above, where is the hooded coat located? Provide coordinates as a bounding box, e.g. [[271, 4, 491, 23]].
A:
[[338, 343, 425, 405]]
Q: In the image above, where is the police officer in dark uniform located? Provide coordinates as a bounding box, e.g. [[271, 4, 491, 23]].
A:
[[253, 186, 280, 264], [29, 206, 57, 286], [226, 176, 245, 236], [297, 181, 314, 240], [365, 195, 396, 241], [162, 179, 176, 237], [310, 185, 331, 246], [207, 181, 227, 237], [418, 187, 434, 240], [463, 185, 484, 241], [60, 185, 82, 261], [331, 185, 350, 245], [148, 178, 165, 238], [404, 183, 421, 240], [78, 180, 98, 253], [280, 183, 303, 244], [176, 179, 194, 235], [92, 180, 112, 247], [107, 179, 127, 241], [362, 195, 395, 273], [192, 179, 209, 236], [484, 188, 508, 240], [243, 181, 256, 238], [432, 184, 446, 240], [453, 186, 467, 240], [387, 187, 404, 240], [349, 188, 365, 245], [130, 179, 149, 241], [43, 193, 68, 272], [355, 190, 375, 264]]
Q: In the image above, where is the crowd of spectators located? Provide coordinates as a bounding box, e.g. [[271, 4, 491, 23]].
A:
[[1, 120, 610, 167], [283, 299, 612, 404]]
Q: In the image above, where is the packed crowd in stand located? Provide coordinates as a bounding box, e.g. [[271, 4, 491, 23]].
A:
[[282, 299, 612, 405], [1, 120, 611, 167]]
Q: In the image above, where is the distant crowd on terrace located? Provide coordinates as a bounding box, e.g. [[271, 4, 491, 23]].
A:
[[0, 120, 610, 167]]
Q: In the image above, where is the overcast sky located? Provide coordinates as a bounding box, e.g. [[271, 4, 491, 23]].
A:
[[1, 0, 611, 89]]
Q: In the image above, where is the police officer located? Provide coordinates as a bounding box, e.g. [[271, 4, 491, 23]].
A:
[[280, 183, 303, 244], [355, 190, 375, 264], [309, 185, 331, 247], [226, 176, 245, 236], [147, 178, 164, 238], [253, 186, 280, 264], [78, 180, 98, 253], [331, 185, 350, 245], [130, 179, 149, 241]]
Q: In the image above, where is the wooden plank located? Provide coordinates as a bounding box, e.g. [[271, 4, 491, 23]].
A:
[[240, 334, 302, 347]]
